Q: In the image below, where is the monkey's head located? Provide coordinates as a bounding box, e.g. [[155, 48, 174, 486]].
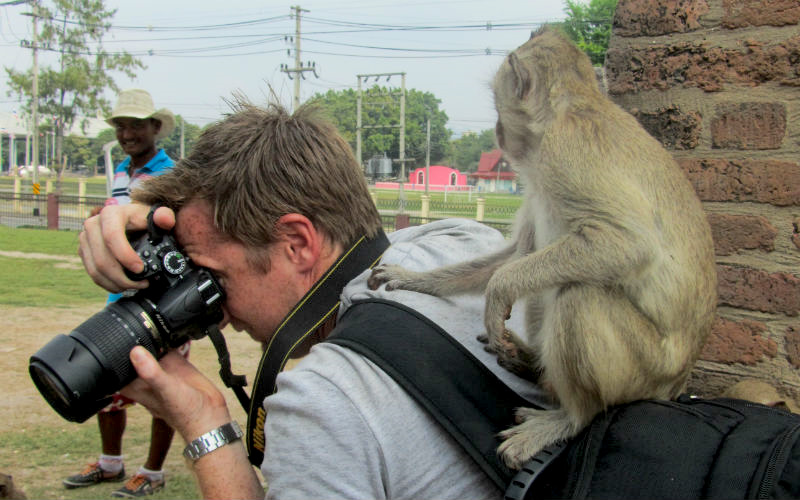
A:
[[491, 26, 600, 161]]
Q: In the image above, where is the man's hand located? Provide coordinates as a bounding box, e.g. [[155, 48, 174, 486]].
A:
[[78, 204, 176, 293], [122, 347, 232, 443]]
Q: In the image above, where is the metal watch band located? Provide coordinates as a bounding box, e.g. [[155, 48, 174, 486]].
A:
[[183, 421, 243, 461]]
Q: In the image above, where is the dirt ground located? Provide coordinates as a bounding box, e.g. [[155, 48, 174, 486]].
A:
[[3, 303, 264, 498]]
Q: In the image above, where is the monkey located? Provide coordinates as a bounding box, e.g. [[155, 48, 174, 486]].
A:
[[722, 378, 798, 413], [0, 474, 26, 500], [368, 26, 718, 469]]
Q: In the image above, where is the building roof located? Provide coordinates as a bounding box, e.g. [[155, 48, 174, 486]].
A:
[[470, 149, 516, 180]]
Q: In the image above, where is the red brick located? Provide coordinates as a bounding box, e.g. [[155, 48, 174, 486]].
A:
[[701, 317, 777, 364], [630, 106, 701, 150], [678, 158, 800, 206], [717, 265, 800, 316], [707, 213, 777, 255], [787, 326, 800, 368], [722, 0, 800, 28], [606, 36, 800, 94], [711, 102, 786, 150], [614, 0, 709, 36]]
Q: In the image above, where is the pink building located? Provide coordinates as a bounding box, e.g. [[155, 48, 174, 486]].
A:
[[406, 165, 468, 191]]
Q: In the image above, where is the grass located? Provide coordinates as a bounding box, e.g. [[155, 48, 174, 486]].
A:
[[0, 414, 202, 500], [0, 226, 105, 307], [1, 225, 208, 499]]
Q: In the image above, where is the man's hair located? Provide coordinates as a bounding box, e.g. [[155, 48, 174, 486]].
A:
[[132, 99, 381, 252]]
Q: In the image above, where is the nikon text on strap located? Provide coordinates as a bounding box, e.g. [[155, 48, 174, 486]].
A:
[[243, 230, 390, 466]]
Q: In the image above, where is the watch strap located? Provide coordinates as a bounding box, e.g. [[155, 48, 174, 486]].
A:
[[183, 421, 243, 461]]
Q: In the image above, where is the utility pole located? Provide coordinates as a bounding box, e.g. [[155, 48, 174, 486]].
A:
[[355, 72, 408, 210], [21, 1, 41, 189], [280, 6, 317, 111], [425, 113, 431, 195]]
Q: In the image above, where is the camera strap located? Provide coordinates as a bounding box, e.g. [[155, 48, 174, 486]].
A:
[[243, 229, 391, 467], [206, 325, 251, 411]]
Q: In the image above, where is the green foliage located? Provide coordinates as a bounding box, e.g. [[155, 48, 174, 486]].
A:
[[308, 86, 451, 173], [59, 114, 201, 172], [158, 116, 202, 161], [4, 0, 145, 166], [449, 128, 497, 172], [560, 0, 618, 65]]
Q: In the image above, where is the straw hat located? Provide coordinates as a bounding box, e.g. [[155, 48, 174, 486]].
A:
[[106, 88, 175, 141]]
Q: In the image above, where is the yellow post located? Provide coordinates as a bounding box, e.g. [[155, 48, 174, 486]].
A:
[[78, 178, 87, 219], [421, 194, 430, 224], [13, 176, 21, 213], [476, 198, 485, 222]]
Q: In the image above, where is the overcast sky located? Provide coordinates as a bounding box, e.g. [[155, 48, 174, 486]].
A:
[[0, 0, 567, 136]]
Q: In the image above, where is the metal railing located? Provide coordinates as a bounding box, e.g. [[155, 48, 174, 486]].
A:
[[0, 191, 513, 237]]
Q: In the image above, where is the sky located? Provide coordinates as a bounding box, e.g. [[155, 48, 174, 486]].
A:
[[0, 0, 568, 137]]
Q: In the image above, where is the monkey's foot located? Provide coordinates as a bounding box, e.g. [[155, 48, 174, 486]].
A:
[[498, 408, 578, 470], [367, 264, 420, 291]]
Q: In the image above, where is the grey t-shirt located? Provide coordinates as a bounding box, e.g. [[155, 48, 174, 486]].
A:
[[262, 219, 549, 499]]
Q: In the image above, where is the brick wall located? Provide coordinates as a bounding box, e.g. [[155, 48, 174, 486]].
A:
[[606, 0, 800, 404]]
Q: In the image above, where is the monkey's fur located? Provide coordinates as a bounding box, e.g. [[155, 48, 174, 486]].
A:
[[368, 27, 718, 469]]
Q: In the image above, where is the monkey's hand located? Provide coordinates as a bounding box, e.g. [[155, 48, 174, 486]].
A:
[[368, 264, 426, 292]]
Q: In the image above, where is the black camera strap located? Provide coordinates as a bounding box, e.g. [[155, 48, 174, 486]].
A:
[[243, 229, 391, 467], [206, 325, 251, 412]]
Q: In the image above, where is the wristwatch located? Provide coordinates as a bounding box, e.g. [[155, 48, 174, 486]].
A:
[[183, 421, 243, 461]]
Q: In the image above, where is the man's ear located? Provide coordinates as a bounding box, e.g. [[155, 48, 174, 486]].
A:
[[275, 213, 321, 272]]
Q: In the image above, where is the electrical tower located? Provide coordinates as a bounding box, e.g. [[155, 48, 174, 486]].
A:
[[280, 5, 318, 111]]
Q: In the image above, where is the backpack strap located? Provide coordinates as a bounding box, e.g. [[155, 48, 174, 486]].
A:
[[327, 298, 542, 491]]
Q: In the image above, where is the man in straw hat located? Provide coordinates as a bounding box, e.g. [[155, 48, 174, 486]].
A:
[[64, 89, 182, 498]]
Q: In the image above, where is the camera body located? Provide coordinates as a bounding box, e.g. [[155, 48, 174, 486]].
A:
[[29, 227, 226, 423]]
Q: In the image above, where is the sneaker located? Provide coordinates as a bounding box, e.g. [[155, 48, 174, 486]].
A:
[[111, 474, 165, 498], [63, 462, 125, 489]]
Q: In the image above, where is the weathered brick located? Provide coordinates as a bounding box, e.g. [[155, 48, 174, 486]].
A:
[[787, 326, 800, 368], [614, 0, 709, 36], [717, 265, 800, 316], [678, 158, 800, 206], [722, 0, 800, 28], [630, 106, 701, 149], [707, 213, 777, 255], [606, 36, 800, 94], [701, 317, 777, 364], [711, 102, 786, 150]]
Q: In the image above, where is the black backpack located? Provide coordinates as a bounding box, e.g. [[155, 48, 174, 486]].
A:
[[327, 299, 800, 500]]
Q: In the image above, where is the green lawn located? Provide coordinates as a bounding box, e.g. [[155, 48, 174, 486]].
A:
[[0, 226, 106, 307]]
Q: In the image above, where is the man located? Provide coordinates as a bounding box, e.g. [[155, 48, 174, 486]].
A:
[[65, 89, 182, 498], [78, 100, 548, 499]]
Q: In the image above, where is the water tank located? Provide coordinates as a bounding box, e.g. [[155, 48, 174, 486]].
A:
[[367, 153, 392, 176]]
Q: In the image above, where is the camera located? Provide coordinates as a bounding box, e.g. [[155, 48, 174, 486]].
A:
[[29, 224, 225, 423]]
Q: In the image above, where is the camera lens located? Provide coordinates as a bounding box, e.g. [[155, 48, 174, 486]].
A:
[[29, 299, 163, 423]]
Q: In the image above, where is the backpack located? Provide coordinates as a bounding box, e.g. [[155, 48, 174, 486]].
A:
[[327, 299, 800, 500]]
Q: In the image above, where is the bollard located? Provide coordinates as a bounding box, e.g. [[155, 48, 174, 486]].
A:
[[47, 193, 59, 230], [476, 198, 485, 222], [420, 194, 430, 224], [78, 178, 87, 219]]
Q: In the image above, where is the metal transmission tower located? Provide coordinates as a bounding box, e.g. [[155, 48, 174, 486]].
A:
[[356, 72, 408, 211], [279, 5, 318, 111]]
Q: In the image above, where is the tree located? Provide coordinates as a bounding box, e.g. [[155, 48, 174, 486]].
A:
[[5, 0, 144, 173], [308, 86, 451, 176], [89, 115, 203, 174], [449, 128, 496, 173], [560, 0, 618, 65]]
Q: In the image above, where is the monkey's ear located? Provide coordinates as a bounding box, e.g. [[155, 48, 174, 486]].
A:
[[508, 53, 531, 100]]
